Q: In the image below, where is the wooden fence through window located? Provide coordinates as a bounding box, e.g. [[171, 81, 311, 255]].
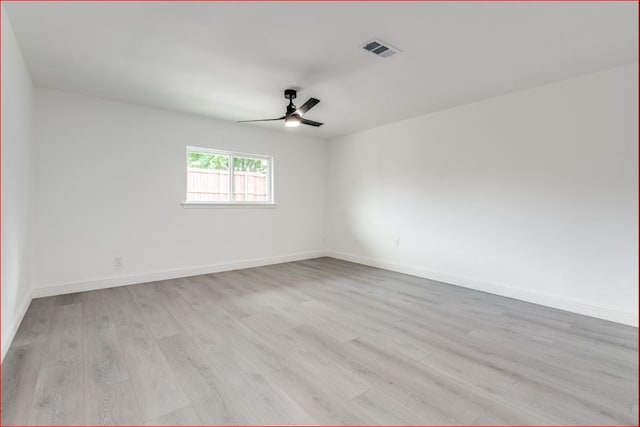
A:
[[187, 168, 268, 201]]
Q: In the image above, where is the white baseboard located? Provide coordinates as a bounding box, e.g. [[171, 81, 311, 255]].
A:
[[326, 250, 638, 327], [17, 248, 637, 358], [2, 289, 33, 361], [31, 250, 325, 299]]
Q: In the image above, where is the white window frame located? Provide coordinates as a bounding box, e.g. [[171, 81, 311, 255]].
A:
[[181, 146, 276, 208]]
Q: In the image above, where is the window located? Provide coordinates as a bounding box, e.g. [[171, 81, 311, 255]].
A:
[[184, 146, 273, 205]]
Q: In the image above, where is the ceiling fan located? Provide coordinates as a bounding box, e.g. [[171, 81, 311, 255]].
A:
[[238, 89, 323, 128]]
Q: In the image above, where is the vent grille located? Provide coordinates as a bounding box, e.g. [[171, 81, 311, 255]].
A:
[[363, 39, 400, 58]]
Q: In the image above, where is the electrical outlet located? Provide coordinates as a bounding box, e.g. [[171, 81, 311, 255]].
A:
[[114, 256, 123, 270]]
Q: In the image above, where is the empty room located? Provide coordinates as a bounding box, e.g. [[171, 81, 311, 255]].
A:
[[1, 1, 638, 425]]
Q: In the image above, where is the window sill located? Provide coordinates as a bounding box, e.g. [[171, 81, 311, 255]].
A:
[[181, 201, 277, 209]]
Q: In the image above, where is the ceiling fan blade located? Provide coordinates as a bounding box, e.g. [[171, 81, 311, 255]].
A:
[[300, 118, 323, 127], [295, 98, 320, 115], [238, 116, 285, 123]]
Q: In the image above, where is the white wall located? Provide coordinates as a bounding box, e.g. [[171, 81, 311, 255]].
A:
[[327, 63, 638, 326], [2, 6, 35, 358], [32, 88, 326, 295]]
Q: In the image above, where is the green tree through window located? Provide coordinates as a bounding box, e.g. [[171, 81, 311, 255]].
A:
[[187, 152, 229, 170], [187, 153, 267, 173]]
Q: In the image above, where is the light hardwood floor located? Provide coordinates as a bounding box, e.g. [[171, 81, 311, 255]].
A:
[[2, 257, 637, 425]]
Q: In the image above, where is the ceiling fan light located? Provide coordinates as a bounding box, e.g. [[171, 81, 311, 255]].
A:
[[284, 114, 301, 127]]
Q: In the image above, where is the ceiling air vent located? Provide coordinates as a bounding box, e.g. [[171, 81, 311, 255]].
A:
[[362, 39, 400, 58]]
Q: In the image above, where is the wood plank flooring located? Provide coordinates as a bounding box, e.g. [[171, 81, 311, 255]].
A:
[[2, 257, 638, 425]]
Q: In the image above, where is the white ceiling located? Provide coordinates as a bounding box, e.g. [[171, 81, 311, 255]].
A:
[[4, 2, 638, 139]]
